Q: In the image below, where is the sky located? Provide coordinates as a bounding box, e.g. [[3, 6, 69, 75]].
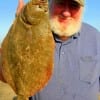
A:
[[0, 0, 100, 45]]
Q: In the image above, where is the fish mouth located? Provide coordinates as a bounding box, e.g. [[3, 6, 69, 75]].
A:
[[31, 0, 48, 12]]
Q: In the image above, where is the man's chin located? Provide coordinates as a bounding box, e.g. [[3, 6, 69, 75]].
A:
[[50, 17, 82, 37], [51, 24, 81, 37], [52, 26, 80, 37], [53, 32, 74, 37]]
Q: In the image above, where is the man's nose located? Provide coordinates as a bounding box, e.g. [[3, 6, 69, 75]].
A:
[[61, 6, 71, 17]]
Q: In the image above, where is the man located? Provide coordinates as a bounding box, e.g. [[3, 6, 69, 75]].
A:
[[17, 0, 100, 100], [30, 0, 100, 100], [1, 0, 100, 100]]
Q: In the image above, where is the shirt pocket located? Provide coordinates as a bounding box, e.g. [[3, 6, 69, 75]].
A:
[[79, 55, 99, 85]]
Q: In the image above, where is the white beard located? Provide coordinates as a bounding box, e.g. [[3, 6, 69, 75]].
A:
[[50, 17, 82, 37]]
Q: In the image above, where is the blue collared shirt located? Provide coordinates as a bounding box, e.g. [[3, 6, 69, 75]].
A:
[[31, 23, 100, 100]]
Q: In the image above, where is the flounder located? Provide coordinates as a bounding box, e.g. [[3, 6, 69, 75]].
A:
[[1, 0, 54, 100]]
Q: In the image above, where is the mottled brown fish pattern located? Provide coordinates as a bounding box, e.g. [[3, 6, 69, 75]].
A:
[[1, 0, 55, 100]]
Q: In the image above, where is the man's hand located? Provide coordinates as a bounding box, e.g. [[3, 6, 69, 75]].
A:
[[16, 0, 25, 16]]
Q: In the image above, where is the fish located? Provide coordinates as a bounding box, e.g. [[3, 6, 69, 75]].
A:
[[1, 0, 55, 100]]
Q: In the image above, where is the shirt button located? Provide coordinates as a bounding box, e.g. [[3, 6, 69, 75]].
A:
[[61, 52, 64, 54]]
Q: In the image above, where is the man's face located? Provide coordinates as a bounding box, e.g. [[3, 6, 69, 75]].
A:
[[49, 0, 84, 37]]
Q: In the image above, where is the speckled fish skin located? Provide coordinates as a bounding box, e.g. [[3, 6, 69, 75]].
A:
[[1, 0, 55, 100]]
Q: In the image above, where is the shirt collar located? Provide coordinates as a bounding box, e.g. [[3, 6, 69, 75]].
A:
[[52, 32, 80, 44]]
